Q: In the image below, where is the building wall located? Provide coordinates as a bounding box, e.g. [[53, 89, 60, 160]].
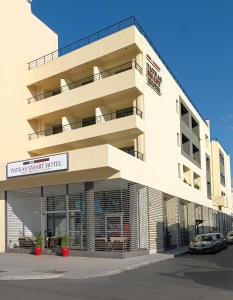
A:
[[211, 140, 232, 214], [0, 12, 232, 253], [0, 0, 57, 251], [0, 0, 58, 163]]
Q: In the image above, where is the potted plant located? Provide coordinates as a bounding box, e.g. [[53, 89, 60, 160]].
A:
[[61, 234, 69, 257], [34, 233, 42, 256]]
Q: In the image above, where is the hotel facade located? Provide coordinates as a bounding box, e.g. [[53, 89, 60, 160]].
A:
[[0, 1, 232, 257]]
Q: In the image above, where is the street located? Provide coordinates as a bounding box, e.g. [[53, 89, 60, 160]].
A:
[[1, 247, 233, 299]]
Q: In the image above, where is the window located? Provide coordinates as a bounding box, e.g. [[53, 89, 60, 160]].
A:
[[219, 152, 225, 166], [177, 133, 180, 147], [191, 117, 199, 137], [183, 165, 191, 185], [193, 173, 201, 190], [120, 147, 135, 156], [192, 144, 200, 165], [82, 116, 96, 127], [207, 181, 212, 199], [176, 99, 179, 113], [52, 124, 63, 135], [206, 155, 211, 172], [180, 103, 189, 126], [220, 174, 226, 186], [182, 134, 190, 155], [205, 135, 209, 149], [116, 107, 134, 119], [178, 163, 181, 178]]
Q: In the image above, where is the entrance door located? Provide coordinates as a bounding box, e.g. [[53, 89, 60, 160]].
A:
[[68, 210, 83, 249]]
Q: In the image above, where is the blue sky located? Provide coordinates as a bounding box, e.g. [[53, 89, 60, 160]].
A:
[[32, 0, 233, 169]]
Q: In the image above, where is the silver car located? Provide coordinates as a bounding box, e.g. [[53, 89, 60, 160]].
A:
[[189, 233, 221, 254], [226, 231, 233, 244]]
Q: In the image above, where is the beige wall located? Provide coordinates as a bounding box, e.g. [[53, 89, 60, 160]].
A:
[[211, 140, 232, 214], [0, 0, 58, 251], [0, 0, 58, 164]]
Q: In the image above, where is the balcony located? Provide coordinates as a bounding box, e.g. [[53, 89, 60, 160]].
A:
[[27, 108, 144, 156], [28, 17, 140, 70], [28, 107, 142, 140], [27, 61, 142, 104], [0, 145, 144, 185]]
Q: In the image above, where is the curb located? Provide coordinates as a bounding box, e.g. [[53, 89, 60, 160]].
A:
[[0, 251, 188, 281], [0, 274, 63, 281]]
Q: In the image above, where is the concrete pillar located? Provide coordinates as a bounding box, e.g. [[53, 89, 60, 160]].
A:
[[148, 189, 164, 253], [138, 187, 149, 249], [129, 184, 139, 251], [60, 78, 71, 92], [85, 182, 95, 252], [0, 190, 5, 253], [93, 66, 103, 81], [209, 209, 214, 232], [40, 187, 46, 250], [95, 106, 110, 124], [187, 202, 195, 240], [165, 197, 180, 248], [202, 206, 210, 234], [62, 116, 77, 132]]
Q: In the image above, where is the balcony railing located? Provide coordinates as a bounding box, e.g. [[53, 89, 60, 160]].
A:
[[122, 149, 144, 161], [28, 17, 138, 70], [27, 61, 142, 104], [27, 16, 206, 124], [28, 106, 143, 140]]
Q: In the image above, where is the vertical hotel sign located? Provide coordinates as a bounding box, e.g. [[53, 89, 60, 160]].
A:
[[146, 54, 162, 95]]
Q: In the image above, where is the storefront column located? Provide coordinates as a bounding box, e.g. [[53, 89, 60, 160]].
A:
[[129, 183, 139, 251], [202, 206, 210, 234], [0, 190, 5, 253], [187, 202, 195, 240], [148, 189, 164, 253], [40, 187, 45, 250], [165, 197, 180, 249], [85, 182, 95, 252]]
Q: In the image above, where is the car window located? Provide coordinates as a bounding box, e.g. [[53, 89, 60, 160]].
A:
[[215, 234, 220, 239], [195, 235, 212, 242]]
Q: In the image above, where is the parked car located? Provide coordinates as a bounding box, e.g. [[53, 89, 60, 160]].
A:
[[189, 233, 221, 254], [214, 233, 228, 250], [226, 231, 233, 244]]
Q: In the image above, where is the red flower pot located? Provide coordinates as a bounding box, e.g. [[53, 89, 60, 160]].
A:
[[61, 247, 69, 257], [34, 247, 42, 256]]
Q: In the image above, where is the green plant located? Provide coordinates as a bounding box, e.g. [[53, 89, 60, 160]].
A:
[[61, 234, 69, 249], [35, 233, 42, 248]]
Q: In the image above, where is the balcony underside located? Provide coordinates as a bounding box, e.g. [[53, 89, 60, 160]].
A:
[[0, 144, 144, 190]]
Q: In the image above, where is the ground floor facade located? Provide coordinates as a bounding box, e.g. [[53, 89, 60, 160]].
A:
[[4, 178, 232, 257]]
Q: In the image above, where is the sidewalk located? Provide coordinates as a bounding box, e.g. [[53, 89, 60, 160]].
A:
[[0, 247, 188, 280]]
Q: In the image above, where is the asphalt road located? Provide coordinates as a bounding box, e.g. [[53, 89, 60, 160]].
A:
[[1, 246, 233, 300]]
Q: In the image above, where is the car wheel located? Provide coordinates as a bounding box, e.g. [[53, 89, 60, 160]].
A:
[[211, 247, 217, 254]]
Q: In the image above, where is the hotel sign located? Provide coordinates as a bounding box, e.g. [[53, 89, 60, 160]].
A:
[[146, 54, 162, 95], [7, 153, 68, 178]]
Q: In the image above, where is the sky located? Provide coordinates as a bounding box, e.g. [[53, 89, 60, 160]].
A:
[[32, 0, 233, 169]]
